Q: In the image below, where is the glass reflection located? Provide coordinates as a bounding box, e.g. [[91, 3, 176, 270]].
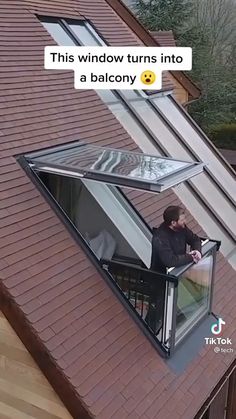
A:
[[69, 23, 99, 46], [41, 21, 75, 46], [34, 144, 190, 184], [176, 253, 213, 339]]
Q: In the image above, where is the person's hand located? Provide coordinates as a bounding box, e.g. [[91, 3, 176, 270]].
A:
[[189, 250, 202, 263]]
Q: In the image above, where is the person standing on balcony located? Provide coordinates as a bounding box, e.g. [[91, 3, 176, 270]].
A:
[[151, 206, 202, 273], [146, 206, 202, 335]]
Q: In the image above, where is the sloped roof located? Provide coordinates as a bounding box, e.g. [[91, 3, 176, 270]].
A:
[[0, 1, 235, 419], [151, 30, 176, 47]]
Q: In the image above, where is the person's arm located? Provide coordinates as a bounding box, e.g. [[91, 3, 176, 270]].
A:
[[185, 227, 202, 253], [153, 234, 194, 268]]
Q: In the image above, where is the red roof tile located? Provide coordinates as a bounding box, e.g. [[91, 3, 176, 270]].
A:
[[0, 1, 235, 418]]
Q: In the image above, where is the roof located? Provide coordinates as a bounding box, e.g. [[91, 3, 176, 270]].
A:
[[151, 30, 176, 47], [0, 1, 235, 418]]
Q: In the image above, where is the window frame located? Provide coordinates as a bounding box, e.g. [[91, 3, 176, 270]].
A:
[[18, 153, 219, 357], [27, 141, 205, 194], [26, 144, 153, 266], [35, 17, 219, 357], [170, 240, 218, 352], [18, 154, 169, 357]]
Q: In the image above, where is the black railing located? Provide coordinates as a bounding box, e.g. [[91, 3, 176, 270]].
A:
[[101, 238, 220, 357], [101, 258, 178, 354]]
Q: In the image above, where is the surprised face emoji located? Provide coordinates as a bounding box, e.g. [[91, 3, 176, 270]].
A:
[[140, 70, 156, 85]]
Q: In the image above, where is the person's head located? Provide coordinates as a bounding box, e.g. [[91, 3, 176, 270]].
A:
[[163, 206, 186, 231]]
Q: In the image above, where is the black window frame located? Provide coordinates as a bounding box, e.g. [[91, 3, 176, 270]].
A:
[[18, 153, 220, 357]]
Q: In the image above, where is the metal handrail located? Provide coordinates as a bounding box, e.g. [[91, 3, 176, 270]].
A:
[[101, 258, 178, 285], [198, 236, 221, 251], [169, 238, 220, 278]]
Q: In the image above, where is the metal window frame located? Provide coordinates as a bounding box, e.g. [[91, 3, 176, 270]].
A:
[[39, 16, 84, 45], [27, 141, 205, 194], [64, 18, 109, 47], [161, 280, 178, 355], [118, 90, 236, 241], [110, 92, 235, 218], [18, 154, 220, 358], [37, 17, 221, 357], [169, 241, 218, 353], [146, 96, 236, 238], [17, 155, 170, 358], [170, 95, 236, 178]]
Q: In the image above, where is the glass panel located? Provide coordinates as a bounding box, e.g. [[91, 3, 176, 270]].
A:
[[41, 21, 75, 46], [120, 90, 141, 100], [176, 252, 213, 342], [129, 98, 165, 137], [96, 89, 118, 103], [84, 22, 106, 46], [31, 143, 191, 185], [109, 101, 163, 153], [69, 23, 100, 46], [40, 173, 145, 263], [154, 96, 236, 200]]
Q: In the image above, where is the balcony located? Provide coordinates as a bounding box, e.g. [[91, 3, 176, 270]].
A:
[[101, 238, 220, 357]]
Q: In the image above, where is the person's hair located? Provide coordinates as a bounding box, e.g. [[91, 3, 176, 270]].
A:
[[163, 206, 185, 225]]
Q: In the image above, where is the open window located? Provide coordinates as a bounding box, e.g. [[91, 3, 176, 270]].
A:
[[36, 172, 151, 266], [27, 141, 204, 193], [21, 142, 219, 357]]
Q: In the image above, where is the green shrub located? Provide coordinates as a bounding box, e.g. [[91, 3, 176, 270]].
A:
[[209, 123, 236, 149]]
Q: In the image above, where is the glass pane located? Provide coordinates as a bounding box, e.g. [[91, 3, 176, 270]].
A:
[[84, 22, 106, 46], [96, 89, 118, 103], [130, 98, 165, 136], [69, 23, 100, 46], [109, 102, 163, 152], [41, 21, 75, 46], [120, 90, 141, 100], [31, 143, 191, 185], [176, 253, 213, 341]]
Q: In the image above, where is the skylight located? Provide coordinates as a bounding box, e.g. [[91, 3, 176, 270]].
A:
[[27, 141, 204, 193]]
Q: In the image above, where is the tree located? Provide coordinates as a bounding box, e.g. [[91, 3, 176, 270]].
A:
[[192, 0, 236, 62], [135, 0, 193, 35], [180, 0, 236, 131], [134, 0, 236, 134]]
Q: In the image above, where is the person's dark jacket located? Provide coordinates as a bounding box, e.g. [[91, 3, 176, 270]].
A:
[[151, 222, 202, 273]]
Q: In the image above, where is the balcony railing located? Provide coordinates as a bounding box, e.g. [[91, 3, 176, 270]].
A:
[[101, 238, 220, 357]]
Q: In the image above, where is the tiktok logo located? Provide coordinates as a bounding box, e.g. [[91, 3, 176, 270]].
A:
[[211, 318, 226, 335]]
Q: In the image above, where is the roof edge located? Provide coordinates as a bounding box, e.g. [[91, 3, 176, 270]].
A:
[[0, 284, 92, 419], [194, 359, 236, 419], [105, 0, 201, 99]]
